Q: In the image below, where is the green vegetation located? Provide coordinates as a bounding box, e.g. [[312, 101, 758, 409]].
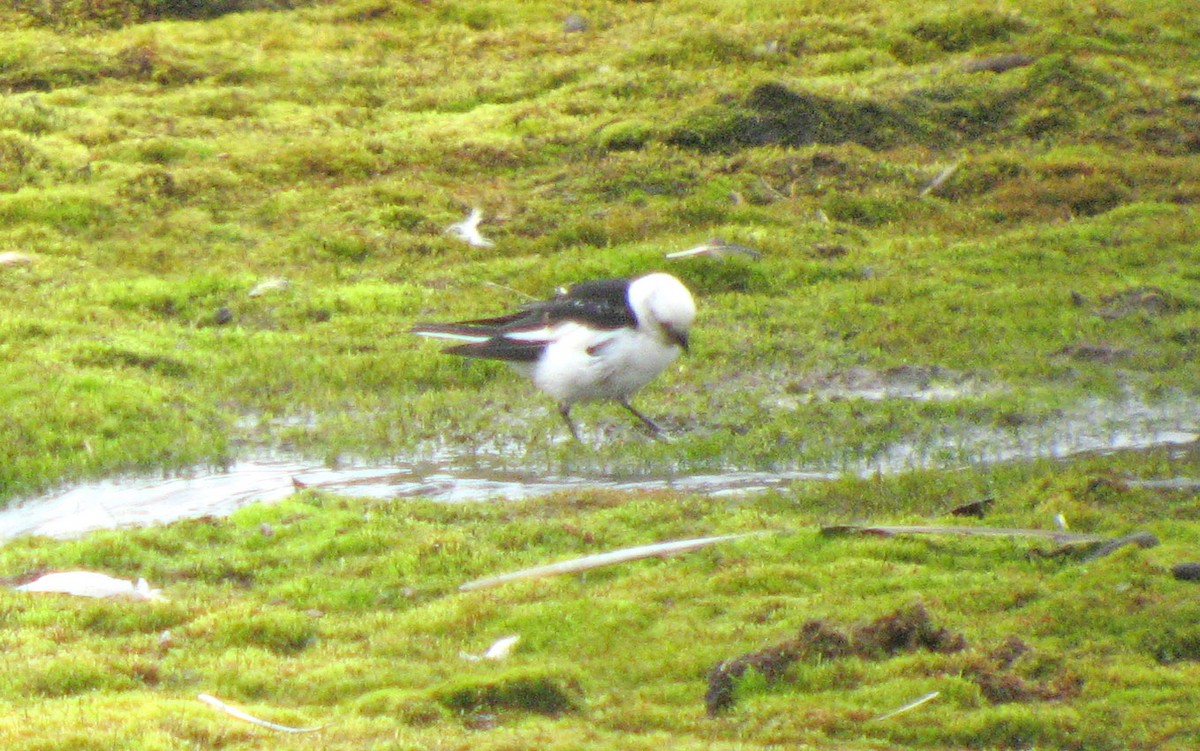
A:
[[0, 0, 1197, 747], [2, 452, 1200, 749], [0, 0, 1197, 494]]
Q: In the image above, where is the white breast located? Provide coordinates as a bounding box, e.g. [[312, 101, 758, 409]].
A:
[[531, 323, 682, 406]]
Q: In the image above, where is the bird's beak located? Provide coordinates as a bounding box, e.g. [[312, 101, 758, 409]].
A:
[[666, 325, 689, 353]]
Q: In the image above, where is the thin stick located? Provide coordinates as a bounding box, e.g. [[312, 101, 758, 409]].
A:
[[198, 694, 325, 734], [480, 280, 537, 301], [821, 524, 1108, 545], [459, 533, 767, 592]]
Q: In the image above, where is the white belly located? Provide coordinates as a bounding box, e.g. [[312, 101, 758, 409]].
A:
[[529, 324, 680, 406]]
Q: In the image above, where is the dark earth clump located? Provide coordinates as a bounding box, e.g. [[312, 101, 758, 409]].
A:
[[968, 637, 1083, 704], [971, 669, 1083, 704], [949, 497, 995, 518], [706, 603, 965, 715], [1145, 627, 1200, 664], [707, 609, 1088, 715], [1172, 563, 1200, 581], [668, 82, 925, 153], [1094, 287, 1188, 320]]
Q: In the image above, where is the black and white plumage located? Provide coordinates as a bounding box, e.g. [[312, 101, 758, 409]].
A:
[[412, 272, 696, 440]]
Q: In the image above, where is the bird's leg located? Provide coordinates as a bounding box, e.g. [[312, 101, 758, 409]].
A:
[[558, 404, 581, 442], [619, 399, 668, 441]]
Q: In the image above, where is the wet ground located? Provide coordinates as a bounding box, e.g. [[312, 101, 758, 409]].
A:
[[0, 392, 1196, 541], [0, 457, 838, 541]]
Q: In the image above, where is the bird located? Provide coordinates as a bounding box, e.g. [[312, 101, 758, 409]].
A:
[[412, 272, 696, 441], [445, 207, 495, 248]]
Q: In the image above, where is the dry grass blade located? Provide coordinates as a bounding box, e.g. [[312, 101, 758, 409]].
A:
[[459, 533, 767, 592]]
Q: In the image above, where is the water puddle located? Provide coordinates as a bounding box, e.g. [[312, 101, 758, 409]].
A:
[[0, 458, 836, 542], [0, 393, 1195, 542]]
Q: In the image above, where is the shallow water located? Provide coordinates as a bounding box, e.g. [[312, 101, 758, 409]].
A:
[[0, 456, 838, 542], [0, 394, 1196, 541]]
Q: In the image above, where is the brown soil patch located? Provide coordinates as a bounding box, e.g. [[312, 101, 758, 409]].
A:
[[706, 603, 965, 715]]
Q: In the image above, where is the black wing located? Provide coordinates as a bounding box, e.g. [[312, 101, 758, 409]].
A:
[[413, 277, 635, 363], [445, 338, 546, 362], [442, 277, 635, 333], [526, 277, 636, 330]]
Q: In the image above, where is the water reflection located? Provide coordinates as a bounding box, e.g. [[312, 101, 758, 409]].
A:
[[0, 394, 1195, 541]]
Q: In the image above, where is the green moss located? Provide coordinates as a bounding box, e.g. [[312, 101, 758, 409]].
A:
[[353, 688, 449, 724], [0, 452, 1197, 747], [208, 607, 319, 655], [0, 2, 1195, 743], [908, 10, 1031, 52], [1145, 625, 1200, 664], [436, 669, 583, 716], [19, 655, 140, 698], [667, 83, 925, 152], [595, 120, 655, 152]]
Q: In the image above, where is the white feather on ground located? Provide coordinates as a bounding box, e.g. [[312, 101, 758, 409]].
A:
[[0, 251, 35, 266], [460, 635, 521, 661], [198, 694, 325, 734], [248, 278, 291, 297], [445, 207, 495, 248], [16, 571, 166, 601]]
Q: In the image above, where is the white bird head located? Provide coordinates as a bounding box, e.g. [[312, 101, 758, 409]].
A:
[[628, 272, 695, 352]]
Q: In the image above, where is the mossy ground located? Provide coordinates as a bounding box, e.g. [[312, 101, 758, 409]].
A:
[[0, 0, 1198, 748], [2, 449, 1200, 749], [0, 0, 1197, 494]]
